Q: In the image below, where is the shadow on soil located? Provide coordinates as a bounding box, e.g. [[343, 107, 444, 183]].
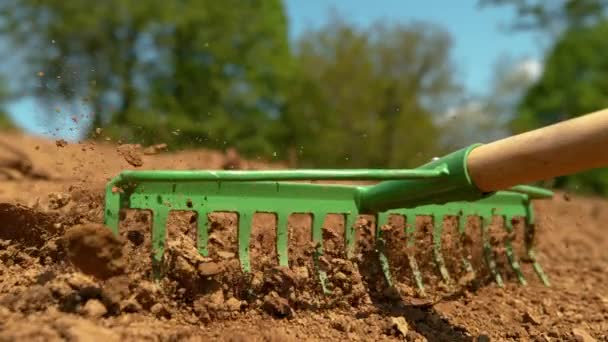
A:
[[357, 250, 487, 341]]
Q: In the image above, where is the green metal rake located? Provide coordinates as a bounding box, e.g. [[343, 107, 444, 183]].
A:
[[103, 108, 608, 293]]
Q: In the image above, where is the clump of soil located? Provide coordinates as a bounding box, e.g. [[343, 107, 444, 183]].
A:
[[63, 223, 126, 280], [116, 144, 143, 167]]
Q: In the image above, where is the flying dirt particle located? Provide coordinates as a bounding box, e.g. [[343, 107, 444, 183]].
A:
[[222, 148, 242, 170], [111, 186, 124, 194], [47, 192, 71, 210], [55, 139, 68, 148], [38, 71, 45, 77], [95, 127, 102, 135], [63, 223, 126, 280], [116, 144, 143, 167], [143, 143, 168, 155], [563, 193, 571, 201]]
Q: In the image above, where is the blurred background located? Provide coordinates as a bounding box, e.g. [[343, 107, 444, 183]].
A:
[[0, 0, 606, 194]]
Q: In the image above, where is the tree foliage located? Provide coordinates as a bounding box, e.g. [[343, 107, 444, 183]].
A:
[[513, 21, 608, 193], [285, 18, 461, 168], [0, 0, 292, 156], [0, 3, 466, 169], [0, 77, 15, 130], [479, 0, 608, 33]]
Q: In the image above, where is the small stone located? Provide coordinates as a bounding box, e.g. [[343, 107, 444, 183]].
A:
[[334, 272, 348, 282], [294, 266, 309, 281], [126, 230, 144, 246], [385, 316, 409, 336], [572, 328, 596, 342], [143, 143, 168, 155], [523, 311, 542, 325], [477, 334, 491, 342], [135, 281, 160, 309], [331, 319, 348, 332], [151, 303, 171, 319], [116, 144, 143, 167], [48, 192, 71, 209], [82, 299, 107, 318], [55, 139, 68, 147], [262, 292, 293, 318], [225, 297, 242, 312], [216, 251, 235, 259], [198, 262, 224, 276], [57, 317, 119, 342], [120, 298, 141, 313]]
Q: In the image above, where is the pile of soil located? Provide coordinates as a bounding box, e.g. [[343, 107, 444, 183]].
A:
[[0, 132, 606, 341]]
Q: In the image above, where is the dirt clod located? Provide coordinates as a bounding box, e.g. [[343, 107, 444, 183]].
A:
[[572, 328, 596, 342], [63, 223, 126, 280], [116, 144, 143, 167], [81, 299, 107, 318], [263, 292, 293, 318], [385, 316, 410, 337]]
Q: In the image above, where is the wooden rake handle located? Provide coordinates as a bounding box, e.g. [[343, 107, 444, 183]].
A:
[[467, 108, 608, 192]]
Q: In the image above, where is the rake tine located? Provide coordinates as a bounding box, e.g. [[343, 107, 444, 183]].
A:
[[432, 214, 451, 286], [312, 213, 330, 294], [376, 213, 393, 287], [238, 211, 253, 273], [525, 222, 551, 286], [523, 203, 551, 286], [344, 213, 356, 260], [152, 208, 169, 279], [103, 187, 121, 235], [277, 211, 289, 267], [196, 210, 209, 257], [503, 215, 527, 285], [406, 217, 425, 296], [458, 214, 475, 276], [481, 215, 503, 287]]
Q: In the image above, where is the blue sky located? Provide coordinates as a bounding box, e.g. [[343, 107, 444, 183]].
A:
[[4, 0, 545, 139]]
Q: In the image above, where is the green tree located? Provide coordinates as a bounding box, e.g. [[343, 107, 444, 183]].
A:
[[283, 16, 461, 168], [131, 0, 293, 156], [0, 77, 15, 130], [479, 0, 608, 33], [513, 21, 608, 193], [0, 0, 293, 157]]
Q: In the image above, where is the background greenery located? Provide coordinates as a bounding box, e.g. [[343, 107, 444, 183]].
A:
[[0, 0, 606, 194]]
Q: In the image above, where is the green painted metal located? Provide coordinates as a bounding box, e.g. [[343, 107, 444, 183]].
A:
[[104, 143, 553, 292]]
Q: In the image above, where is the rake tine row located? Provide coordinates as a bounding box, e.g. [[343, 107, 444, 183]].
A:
[[123, 205, 550, 293], [104, 171, 552, 294]]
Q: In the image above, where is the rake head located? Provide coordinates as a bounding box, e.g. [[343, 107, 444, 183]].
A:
[[103, 146, 553, 296]]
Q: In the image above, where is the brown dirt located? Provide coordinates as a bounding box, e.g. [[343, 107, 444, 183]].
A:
[[0, 131, 606, 341]]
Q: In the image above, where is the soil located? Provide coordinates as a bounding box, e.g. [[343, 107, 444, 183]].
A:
[[0, 131, 607, 341]]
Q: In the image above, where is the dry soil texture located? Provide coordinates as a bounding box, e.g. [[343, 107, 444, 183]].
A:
[[0, 132, 606, 341]]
